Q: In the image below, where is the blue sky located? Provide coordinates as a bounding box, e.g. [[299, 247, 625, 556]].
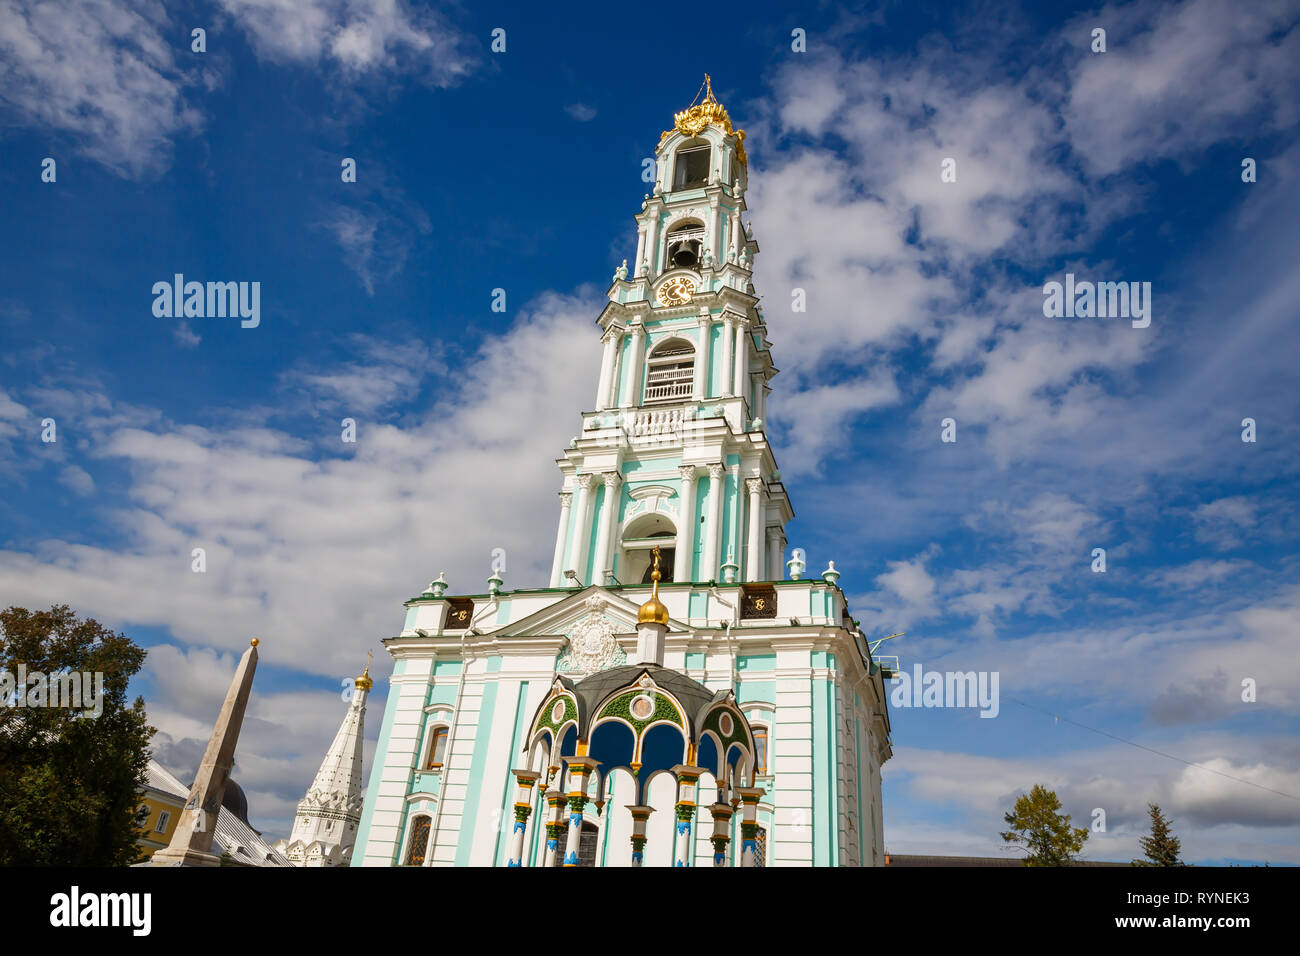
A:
[[2, 0, 1298, 863]]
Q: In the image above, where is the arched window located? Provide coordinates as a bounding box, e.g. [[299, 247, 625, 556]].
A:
[[645, 338, 694, 403], [405, 815, 431, 866], [673, 141, 711, 189], [665, 220, 706, 269], [424, 725, 449, 770], [621, 513, 676, 585], [752, 725, 769, 775]]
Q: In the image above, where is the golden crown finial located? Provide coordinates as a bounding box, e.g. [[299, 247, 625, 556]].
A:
[[637, 546, 670, 626], [662, 74, 747, 165], [354, 650, 374, 692]]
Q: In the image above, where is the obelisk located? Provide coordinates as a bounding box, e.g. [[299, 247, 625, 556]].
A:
[[151, 638, 260, 867]]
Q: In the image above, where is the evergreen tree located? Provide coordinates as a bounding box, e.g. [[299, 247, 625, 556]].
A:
[[0, 606, 155, 865], [1000, 783, 1089, 866], [1135, 803, 1185, 866]]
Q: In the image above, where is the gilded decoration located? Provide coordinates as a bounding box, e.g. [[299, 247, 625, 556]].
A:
[[660, 75, 748, 166]]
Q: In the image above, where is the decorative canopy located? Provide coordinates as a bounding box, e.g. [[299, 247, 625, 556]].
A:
[[527, 664, 758, 805]]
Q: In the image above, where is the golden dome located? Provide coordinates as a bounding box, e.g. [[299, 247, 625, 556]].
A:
[[354, 650, 374, 692], [637, 546, 670, 626], [660, 74, 747, 166]]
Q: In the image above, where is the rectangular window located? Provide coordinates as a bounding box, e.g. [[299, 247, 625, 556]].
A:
[[753, 726, 769, 775], [154, 811, 171, 833], [426, 726, 448, 769]]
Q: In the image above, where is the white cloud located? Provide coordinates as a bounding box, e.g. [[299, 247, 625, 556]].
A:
[[173, 321, 201, 349], [1063, 0, 1300, 176], [58, 465, 95, 496], [218, 0, 474, 85], [0, 0, 204, 176], [565, 102, 596, 122], [1192, 496, 1258, 550], [0, 290, 602, 682]]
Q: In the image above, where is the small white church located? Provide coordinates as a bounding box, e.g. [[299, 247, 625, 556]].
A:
[[343, 78, 894, 867]]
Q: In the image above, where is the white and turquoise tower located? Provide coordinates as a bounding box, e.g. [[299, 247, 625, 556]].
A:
[[549, 74, 789, 592], [351, 78, 894, 867]]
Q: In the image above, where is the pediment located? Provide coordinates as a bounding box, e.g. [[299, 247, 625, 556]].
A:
[[492, 586, 688, 640]]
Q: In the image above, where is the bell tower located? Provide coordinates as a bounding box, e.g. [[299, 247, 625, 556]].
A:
[[548, 76, 794, 590]]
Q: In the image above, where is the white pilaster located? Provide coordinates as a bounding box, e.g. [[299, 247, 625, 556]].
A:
[[593, 472, 622, 585], [569, 474, 595, 585], [624, 323, 646, 407], [674, 465, 698, 582], [745, 478, 764, 582], [718, 315, 735, 398], [709, 200, 723, 266], [694, 310, 712, 400], [596, 330, 619, 410], [701, 463, 725, 583], [634, 226, 647, 278], [766, 528, 783, 582], [550, 491, 573, 588], [645, 211, 661, 278], [733, 317, 749, 401]]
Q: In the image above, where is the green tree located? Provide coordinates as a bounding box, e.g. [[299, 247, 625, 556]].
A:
[[0, 605, 154, 866], [1000, 783, 1089, 866], [1134, 803, 1184, 866]]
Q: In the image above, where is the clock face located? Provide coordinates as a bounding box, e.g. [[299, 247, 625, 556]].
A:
[[657, 275, 695, 306]]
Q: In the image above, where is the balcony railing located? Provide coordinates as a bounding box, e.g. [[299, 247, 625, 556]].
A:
[[644, 380, 693, 402]]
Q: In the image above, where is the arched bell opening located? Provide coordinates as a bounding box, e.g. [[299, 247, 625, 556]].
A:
[[620, 512, 677, 584], [671, 140, 711, 191], [665, 218, 706, 269]]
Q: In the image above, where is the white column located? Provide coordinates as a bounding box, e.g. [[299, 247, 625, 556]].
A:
[[507, 771, 540, 866], [709, 200, 723, 266], [718, 315, 735, 397], [607, 335, 623, 410], [701, 463, 725, 583], [745, 478, 764, 582], [730, 214, 742, 260], [756, 380, 768, 422], [550, 491, 573, 587], [596, 330, 618, 410], [733, 317, 749, 401], [674, 465, 698, 582], [593, 472, 621, 586], [766, 529, 783, 582], [645, 212, 661, 278], [694, 311, 712, 400], [622, 323, 644, 408], [569, 474, 595, 585], [634, 226, 647, 278]]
